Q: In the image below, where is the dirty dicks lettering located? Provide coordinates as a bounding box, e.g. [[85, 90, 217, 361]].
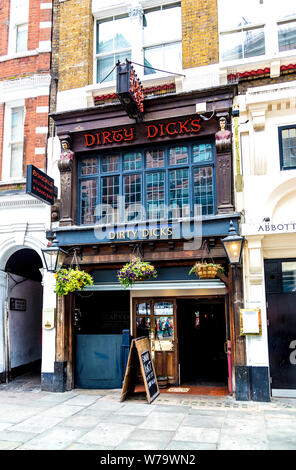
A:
[[83, 117, 201, 147]]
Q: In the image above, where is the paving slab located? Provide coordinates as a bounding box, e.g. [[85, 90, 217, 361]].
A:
[[173, 426, 220, 444], [63, 394, 102, 407], [182, 413, 225, 428], [0, 404, 43, 424], [0, 429, 37, 443], [9, 414, 65, 434], [126, 428, 175, 445], [138, 411, 186, 431], [37, 404, 84, 418], [99, 413, 147, 426], [116, 439, 166, 450], [166, 440, 217, 450], [77, 422, 135, 447], [17, 426, 87, 450], [115, 403, 154, 416], [0, 440, 22, 450]]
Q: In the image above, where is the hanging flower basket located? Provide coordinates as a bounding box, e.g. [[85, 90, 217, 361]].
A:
[[117, 258, 157, 289], [54, 268, 94, 297], [189, 262, 224, 279]]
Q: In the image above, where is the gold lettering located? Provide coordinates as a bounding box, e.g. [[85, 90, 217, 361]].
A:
[[160, 228, 166, 236], [109, 231, 116, 239], [119, 231, 125, 239], [167, 227, 173, 236], [153, 228, 159, 237], [132, 230, 138, 238], [142, 229, 149, 238]]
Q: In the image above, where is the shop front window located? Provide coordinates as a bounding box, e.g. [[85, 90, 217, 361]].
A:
[[78, 141, 216, 225]]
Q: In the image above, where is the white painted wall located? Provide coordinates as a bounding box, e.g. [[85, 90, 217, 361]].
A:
[[233, 81, 296, 369], [8, 273, 42, 369]]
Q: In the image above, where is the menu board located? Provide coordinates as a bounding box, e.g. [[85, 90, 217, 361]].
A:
[[121, 337, 159, 404]]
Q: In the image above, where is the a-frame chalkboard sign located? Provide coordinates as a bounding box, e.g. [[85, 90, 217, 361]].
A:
[[120, 337, 160, 404]]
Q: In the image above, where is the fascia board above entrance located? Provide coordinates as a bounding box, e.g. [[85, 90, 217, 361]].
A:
[[82, 279, 226, 292]]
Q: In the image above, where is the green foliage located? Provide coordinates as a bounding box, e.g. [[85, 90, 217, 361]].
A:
[[55, 268, 93, 297], [117, 258, 157, 289]]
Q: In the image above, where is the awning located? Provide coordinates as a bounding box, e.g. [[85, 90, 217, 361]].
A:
[[82, 279, 226, 292]]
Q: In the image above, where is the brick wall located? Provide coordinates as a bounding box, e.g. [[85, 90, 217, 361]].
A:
[[182, 0, 219, 69], [0, 0, 52, 183], [58, 0, 93, 91], [0, 0, 10, 57]]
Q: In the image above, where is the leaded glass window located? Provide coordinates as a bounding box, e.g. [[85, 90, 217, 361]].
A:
[[78, 141, 216, 224]]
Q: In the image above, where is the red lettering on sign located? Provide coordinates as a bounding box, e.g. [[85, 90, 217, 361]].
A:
[[112, 129, 124, 142], [123, 127, 135, 141], [178, 120, 190, 134], [165, 122, 178, 135], [84, 134, 96, 146], [191, 119, 201, 132], [146, 125, 158, 139], [102, 131, 112, 144]]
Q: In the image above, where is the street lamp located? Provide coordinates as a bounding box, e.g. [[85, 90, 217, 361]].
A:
[[221, 220, 244, 265], [41, 235, 68, 273]]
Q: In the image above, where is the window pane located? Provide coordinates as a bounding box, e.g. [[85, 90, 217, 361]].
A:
[[101, 155, 119, 173], [124, 174, 141, 221], [193, 167, 214, 216], [123, 152, 142, 171], [81, 179, 97, 225], [145, 149, 165, 168], [281, 127, 296, 168], [193, 143, 213, 163], [164, 42, 182, 71], [97, 55, 114, 83], [243, 27, 265, 58], [10, 143, 23, 177], [282, 262, 296, 292], [97, 16, 131, 54], [136, 302, 151, 315], [169, 168, 189, 218], [155, 317, 174, 340], [146, 172, 166, 220], [218, 0, 265, 31], [144, 42, 182, 75], [143, 4, 181, 45], [169, 146, 188, 165], [101, 175, 120, 223], [81, 158, 98, 175], [136, 317, 151, 338], [220, 31, 243, 60], [144, 45, 163, 74], [97, 52, 131, 82], [154, 301, 174, 315], [278, 21, 296, 52], [16, 24, 28, 53], [11, 108, 24, 142]]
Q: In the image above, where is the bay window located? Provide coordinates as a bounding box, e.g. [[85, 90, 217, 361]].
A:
[[78, 140, 216, 225]]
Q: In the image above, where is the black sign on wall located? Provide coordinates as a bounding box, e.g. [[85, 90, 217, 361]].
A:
[[116, 60, 144, 121], [26, 165, 55, 205]]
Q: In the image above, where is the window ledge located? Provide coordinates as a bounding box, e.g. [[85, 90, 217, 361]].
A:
[[219, 50, 296, 72], [0, 178, 26, 186], [0, 50, 39, 62]]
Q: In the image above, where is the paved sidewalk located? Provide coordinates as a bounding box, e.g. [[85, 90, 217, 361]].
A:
[[0, 374, 296, 450]]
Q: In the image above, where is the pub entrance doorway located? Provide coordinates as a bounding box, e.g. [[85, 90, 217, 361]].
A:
[[177, 298, 228, 388]]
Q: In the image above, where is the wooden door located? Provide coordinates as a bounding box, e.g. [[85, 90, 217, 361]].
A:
[[133, 298, 178, 385]]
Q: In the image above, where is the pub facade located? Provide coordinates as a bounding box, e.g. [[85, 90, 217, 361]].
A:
[[40, 77, 252, 399]]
